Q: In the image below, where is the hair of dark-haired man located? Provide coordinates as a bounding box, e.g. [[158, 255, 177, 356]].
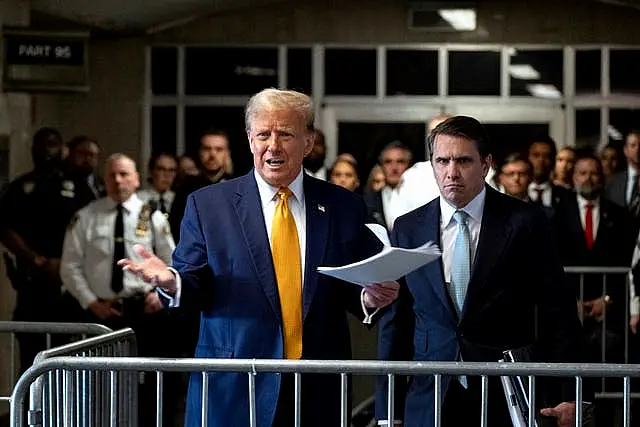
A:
[[573, 152, 604, 177], [501, 152, 533, 176], [33, 127, 62, 147], [67, 135, 100, 152], [426, 115, 492, 160], [529, 134, 558, 161], [199, 129, 229, 146], [378, 140, 413, 165], [148, 152, 178, 173], [314, 128, 326, 147]]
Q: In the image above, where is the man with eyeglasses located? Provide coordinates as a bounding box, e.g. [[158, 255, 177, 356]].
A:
[[139, 152, 178, 218]]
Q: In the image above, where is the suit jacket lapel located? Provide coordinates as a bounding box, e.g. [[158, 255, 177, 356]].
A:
[[461, 188, 512, 319], [232, 173, 281, 320], [419, 201, 456, 321], [302, 176, 330, 322]]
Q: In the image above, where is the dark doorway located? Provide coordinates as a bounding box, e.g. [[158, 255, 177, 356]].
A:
[[483, 123, 551, 165], [336, 122, 427, 190]]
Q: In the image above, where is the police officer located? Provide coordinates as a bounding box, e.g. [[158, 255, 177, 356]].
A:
[[138, 152, 177, 220], [60, 153, 175, 426], [0, 127, 98, 373]]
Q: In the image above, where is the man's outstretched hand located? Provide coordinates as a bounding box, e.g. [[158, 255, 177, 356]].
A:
[[117, 244, 176, 293]]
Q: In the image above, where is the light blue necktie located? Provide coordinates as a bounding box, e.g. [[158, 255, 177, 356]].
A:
[[451, 210, 471, 389], [451, 210, 471, 315]]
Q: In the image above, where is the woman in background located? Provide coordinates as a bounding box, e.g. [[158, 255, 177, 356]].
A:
[[330, 153, 360, 192]]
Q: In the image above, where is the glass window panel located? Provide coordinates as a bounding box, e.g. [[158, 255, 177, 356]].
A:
[[609, 108, 640, 147], [325, 49, 377, 96], [610, 50, 640, 94], [151, 106, 177, 155], [386, 49, 438, 96], [151, 47, 178, 95], [509, 49, 563, 98], [575, 109, 601, 151], [287, 48, 312, 94], [185, 47, 278, 95], [575, 50, 601, 96], [448, 51, 500, 96], [184, 106, 251, 176]]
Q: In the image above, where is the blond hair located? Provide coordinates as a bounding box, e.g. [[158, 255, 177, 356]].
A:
[[245, 88, 315, 131]]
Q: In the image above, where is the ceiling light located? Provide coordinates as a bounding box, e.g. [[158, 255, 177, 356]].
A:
[[509, 64, 540, 80], [437, 9, 477, 31], [526, 84, 562, 99], [608, 125, 623, 140]]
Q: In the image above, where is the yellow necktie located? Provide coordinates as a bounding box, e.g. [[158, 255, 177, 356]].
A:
[[272, 188, 303, 359]]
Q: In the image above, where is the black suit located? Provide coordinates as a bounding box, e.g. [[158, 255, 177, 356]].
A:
[[553, 195, 637, 364], [376, 186, 585, 427], [364, 189, 386, 228], [605, 170, 631, 209]]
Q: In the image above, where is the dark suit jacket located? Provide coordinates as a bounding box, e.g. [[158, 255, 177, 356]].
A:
[[364, 189, 387, 228], [605, 170, 630, 209], [553, 196, 637, 323], [375, 187, 584, 427], [171, 171, 379, 427]]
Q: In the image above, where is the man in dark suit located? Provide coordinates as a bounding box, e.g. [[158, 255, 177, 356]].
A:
[[554, 154, 637, 361], [365, 141, 412, 231], [605, 130, 639, 213], [375, 116, 585, 427], [120, 88, 399, 427], [528, 136, 571, 219]]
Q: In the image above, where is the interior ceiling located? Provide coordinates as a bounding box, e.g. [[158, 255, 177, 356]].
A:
[[29, 0, 282, 32]]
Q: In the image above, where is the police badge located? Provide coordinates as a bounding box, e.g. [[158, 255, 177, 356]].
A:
[[136, 203, 153, 237]]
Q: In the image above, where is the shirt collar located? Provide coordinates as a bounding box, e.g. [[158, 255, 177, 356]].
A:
[[440, 185, 487, 228], [530, 181, 550, 191], [106, 193, 141, 212], [577, 193, 599, 208], [254, 168, 305, 208]]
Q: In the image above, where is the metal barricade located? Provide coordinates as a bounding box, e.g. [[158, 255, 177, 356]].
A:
[[23, 328, 137, 427], [0, 322, 113, 409], [10, 358, 640, 427]]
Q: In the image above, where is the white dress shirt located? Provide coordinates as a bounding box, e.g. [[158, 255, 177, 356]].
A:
[[138, 188, 175, 214], [255, 169, 307, 283], [396, 161, 497, 219], [305, 166, 327, 181], [61, 193, 175, 309], [627, 165, 638, 205], [528, 181, 552, 207], [630, 232, 640, 316], [381, 185, 405, 230], [440, 187, 486, 284], [577, 195, 600, 242]]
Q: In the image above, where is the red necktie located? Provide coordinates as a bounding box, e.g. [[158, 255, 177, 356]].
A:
[[585, 203, 594, 249]]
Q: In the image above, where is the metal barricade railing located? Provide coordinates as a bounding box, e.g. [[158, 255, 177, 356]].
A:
[[0, 322, 113, 408], [563, 267, 634, 395], [10, 358, 640, 427], [24, 328, 137, 427]]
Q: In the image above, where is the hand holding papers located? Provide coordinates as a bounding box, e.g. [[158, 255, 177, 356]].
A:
[[317, 224, 441, 286]]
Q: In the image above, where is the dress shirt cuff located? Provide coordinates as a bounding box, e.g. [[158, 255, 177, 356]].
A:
[[631, 297, 640, 317], [361, 288, 381, 324], [156, 267, 182, 308]]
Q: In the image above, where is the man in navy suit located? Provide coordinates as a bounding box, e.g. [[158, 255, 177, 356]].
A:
[[375, 116, 585, 427], [120, 88, 399, 427]]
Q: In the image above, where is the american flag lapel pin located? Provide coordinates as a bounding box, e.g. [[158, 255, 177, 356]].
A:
[[318, 204, 326, 212]]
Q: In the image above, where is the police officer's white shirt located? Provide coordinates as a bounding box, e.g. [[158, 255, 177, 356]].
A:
[[138, 188, 175, 214], [61, 193, 175, 309]]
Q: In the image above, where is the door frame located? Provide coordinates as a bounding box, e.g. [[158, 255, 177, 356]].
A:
[[321, 104, 441, 164], [321, 103, 565, 165]]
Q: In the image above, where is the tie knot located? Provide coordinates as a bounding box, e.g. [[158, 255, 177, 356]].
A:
[[116, 203, 123, 212], [453, 210, 468, 226], [585, 202, 594, 209], [277, 187, 293, 201]]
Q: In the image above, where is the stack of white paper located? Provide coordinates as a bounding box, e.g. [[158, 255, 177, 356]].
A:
[[317, 223, 441, 286]]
